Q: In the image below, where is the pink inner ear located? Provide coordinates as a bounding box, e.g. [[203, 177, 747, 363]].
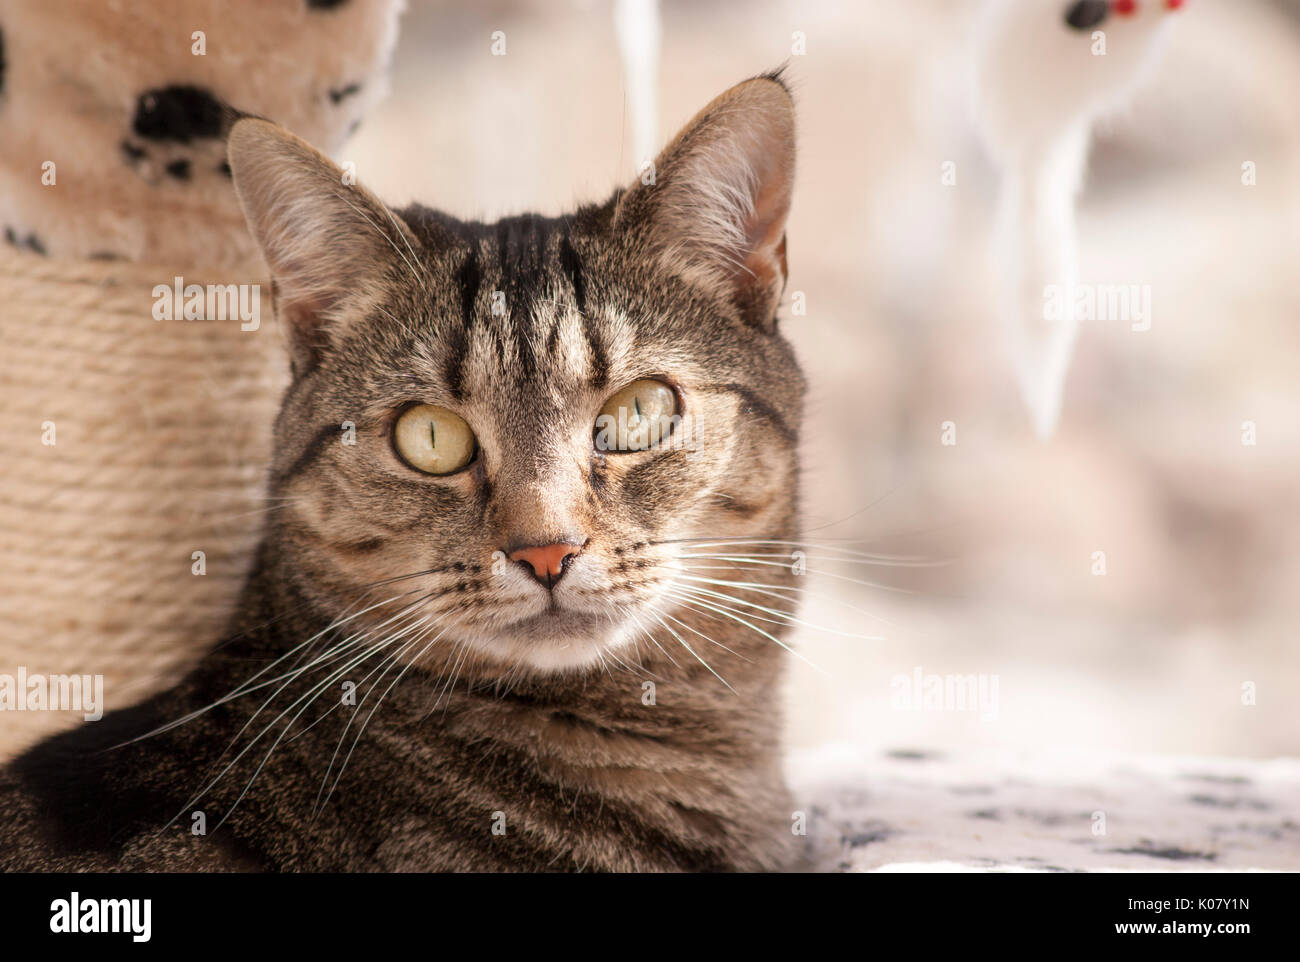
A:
[[275, 278, 337, 368], [737, 164, 793, 287]]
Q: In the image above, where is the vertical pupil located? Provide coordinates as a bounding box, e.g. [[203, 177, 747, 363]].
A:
[[429, 422, 436, 448], [1065, 0, 1108, 29]]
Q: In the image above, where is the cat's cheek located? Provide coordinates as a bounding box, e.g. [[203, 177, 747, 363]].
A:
[[597, 451, 693, 526]]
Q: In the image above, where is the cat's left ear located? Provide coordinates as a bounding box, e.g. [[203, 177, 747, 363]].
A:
[[227, 118, 421, 373], [615, 72, 796, 332]]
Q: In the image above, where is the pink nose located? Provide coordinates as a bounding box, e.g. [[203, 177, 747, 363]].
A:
[[508, 543, 581, 586]]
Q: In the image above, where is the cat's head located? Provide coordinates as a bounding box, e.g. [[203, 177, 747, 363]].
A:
[[228, 73, 802, 675]]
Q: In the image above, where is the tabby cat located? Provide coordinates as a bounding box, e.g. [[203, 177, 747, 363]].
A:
[[0, 72, 805, 872]]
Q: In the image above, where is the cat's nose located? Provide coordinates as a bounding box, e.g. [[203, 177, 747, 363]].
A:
[[507, 541, 585, 589]]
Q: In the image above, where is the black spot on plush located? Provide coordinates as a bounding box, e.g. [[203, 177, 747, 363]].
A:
[[165, 159, 192, 180], [217, 161, 233, 178], [4, 226, 47, 255], [329, 82, 363, 105], [0, 27, 7, 96], [120, 140, 147, 164], [307, 0, 350, 9], [133, 85, 227, 143]]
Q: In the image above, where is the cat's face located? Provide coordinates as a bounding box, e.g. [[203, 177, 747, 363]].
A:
[[230, 75, 801, 674]]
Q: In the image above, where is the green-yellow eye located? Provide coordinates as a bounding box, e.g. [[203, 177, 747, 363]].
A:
[[595, 379, 679, 452], [393, 404, 476, 475]]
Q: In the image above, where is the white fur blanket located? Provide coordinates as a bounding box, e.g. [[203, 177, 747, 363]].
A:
[[790, 744, 1300, 872]]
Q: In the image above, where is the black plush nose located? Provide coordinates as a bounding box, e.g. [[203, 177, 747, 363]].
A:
[[1064, 0, 1109, 30]]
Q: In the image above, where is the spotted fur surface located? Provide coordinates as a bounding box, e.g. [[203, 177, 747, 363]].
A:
[[0, 0, 402, 266], [0, 73, 809, 871], [792, 746, 1300, 872]]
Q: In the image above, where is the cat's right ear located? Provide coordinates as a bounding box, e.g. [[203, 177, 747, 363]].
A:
[[614, 72, 796, 333], [227, 118, 421, 373]]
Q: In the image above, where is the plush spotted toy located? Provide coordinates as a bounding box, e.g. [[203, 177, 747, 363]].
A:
[[0, 0, 403, 266]]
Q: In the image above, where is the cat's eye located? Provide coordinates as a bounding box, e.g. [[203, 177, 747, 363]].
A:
[[595, 379, 679, 452], [1063, 0, 1108, 30], [393, 404, 476, 475]]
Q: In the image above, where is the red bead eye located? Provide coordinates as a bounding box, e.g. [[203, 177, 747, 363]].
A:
[[1166, 0, 1185, 9], [1114, 0, 1137, 13]]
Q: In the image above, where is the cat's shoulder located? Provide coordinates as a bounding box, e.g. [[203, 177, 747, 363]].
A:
[[0, 699, 266, 871]]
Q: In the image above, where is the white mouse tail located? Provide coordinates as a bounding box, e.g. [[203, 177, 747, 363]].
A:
[[995, 126, 1090, 439]]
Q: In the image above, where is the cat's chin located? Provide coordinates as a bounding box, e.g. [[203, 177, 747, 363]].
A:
[[463, 609, 638, 673]]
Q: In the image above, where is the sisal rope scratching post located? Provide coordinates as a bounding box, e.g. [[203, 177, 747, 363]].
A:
[[0, 249, 285, 755]]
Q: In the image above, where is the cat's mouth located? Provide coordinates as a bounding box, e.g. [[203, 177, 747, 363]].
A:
[[504, 606, 617, 641], [449, 598, 641, 672]]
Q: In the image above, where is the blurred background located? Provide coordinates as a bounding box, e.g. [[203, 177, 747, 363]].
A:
[[350, 0, 1300, 760], [347, 0, 1300, 761]]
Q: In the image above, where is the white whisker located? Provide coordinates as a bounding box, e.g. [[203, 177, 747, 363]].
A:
[[648, 610, 735, 692], [315, 620, 451, 817], [662, 589, 826, 674]]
